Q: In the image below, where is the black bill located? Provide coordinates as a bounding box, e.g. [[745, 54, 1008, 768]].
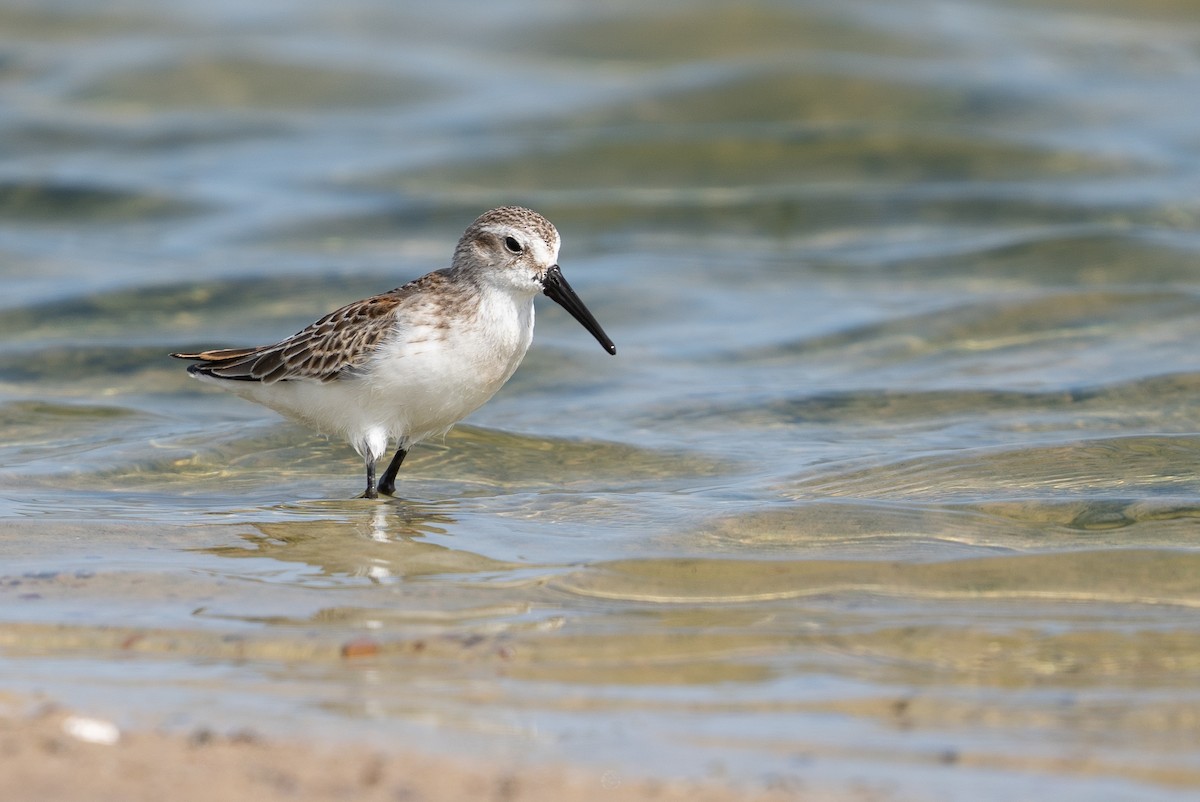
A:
[[541, 265, 616, 355]]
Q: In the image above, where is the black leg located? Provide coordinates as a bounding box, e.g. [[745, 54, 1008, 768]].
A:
[[359, 458, 378, 500], [377, 447, 408, 496]]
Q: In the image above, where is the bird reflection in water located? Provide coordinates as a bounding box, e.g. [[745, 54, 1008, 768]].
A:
[[199, 500, 516, 584]]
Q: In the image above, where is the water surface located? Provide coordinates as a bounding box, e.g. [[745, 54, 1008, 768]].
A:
[[2, 0, 1200, 798]]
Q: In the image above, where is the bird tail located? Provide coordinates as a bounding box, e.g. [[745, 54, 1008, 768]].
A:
[[171, 346, 280, 382], [170, 347, 262, 361]]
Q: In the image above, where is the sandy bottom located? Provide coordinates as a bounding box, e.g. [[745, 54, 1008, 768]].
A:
[[0, 696, 872, 802]]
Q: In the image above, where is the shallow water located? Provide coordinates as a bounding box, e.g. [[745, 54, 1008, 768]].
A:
[[3, 0, 1200, 798]]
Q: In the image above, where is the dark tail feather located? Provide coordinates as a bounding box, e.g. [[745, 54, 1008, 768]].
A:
[[173, 346, 277, 382], [170, 347, 261, 361]]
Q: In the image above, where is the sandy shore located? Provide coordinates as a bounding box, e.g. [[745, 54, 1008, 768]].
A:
[[0, 700, 861, 802]]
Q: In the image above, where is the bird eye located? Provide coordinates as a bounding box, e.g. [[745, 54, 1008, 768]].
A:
[[503, 236, 523, 254]]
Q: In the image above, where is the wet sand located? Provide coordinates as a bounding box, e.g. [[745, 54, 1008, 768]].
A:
[[0, 696, 858, 802]]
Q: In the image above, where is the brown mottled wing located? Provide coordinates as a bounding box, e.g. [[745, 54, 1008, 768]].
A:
[[171, 276, 438, 383]]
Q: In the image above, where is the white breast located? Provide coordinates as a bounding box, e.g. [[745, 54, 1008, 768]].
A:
[[368, 286, 536, 441]]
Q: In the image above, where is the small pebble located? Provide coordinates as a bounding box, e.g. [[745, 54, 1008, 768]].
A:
[[341, 638, 379, 658], [61, 715, 120, 746]]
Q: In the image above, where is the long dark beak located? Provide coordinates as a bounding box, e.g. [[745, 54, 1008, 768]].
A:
[[541, 265, 616, 355]]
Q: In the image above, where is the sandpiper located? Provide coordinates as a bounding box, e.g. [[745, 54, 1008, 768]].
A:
[[172, 206, 615, 498]]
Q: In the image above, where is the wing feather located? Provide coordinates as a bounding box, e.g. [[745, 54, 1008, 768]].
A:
[[170, 273, 454, 383]]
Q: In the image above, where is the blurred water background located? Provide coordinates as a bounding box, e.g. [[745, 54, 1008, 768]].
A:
[[2, 0, 1200, 798]]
